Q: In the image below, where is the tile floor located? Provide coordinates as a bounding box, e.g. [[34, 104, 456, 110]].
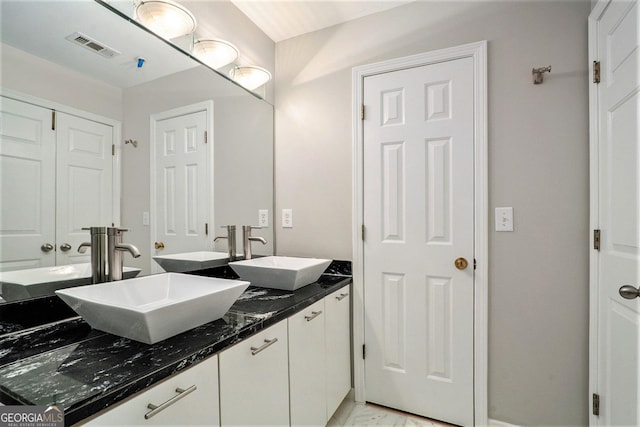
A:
[[327, 394, 455, 427]]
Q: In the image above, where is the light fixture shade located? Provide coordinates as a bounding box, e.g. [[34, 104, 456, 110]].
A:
[[231, 66, 272, 91], [135, 0, 196, 40], [192, 39, 239, 70]]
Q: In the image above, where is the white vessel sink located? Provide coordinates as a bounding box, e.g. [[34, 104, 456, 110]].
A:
[[153, 251, 231, 272], [0, 264, 141, 301], [229, 256, 331, 291], [55, 273, 249, 344]]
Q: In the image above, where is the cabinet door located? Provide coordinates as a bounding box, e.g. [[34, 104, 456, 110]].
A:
[[80, 355, 219, 426], [219, 320, 289, 426], [325, 288, 351, 418], [289, 299, 327, 427]]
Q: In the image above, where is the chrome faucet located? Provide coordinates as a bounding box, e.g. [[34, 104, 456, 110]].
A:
[[214, 225, 237, 261], [107, 227, 141, 281], [242, 226, 267, 260], [78, 227, 108, 284]]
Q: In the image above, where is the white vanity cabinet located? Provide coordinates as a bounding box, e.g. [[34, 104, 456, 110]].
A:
[[79, 355, 219, 426], [219, 319, 290, 426], [288, 287, 352, 426], [288, 299, 327, 426], [325, 288, 351, 418]]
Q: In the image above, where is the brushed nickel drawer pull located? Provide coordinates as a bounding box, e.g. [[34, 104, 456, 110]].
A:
[[144, 385, 197, 419], [336, 293, 349, 301], [304, 310, 323, 322], [251, 337, 278, 355]]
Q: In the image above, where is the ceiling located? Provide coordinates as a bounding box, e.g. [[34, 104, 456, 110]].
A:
[[0, 1, 199, 89], [229, 0, 415, 42]]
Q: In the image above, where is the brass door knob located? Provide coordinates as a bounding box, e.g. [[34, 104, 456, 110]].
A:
[[454, 257, 469, 270], [155, 241, 165, 250]]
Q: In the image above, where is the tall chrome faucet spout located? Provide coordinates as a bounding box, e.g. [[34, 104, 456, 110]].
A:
[[108, 228, 140, 281], [214, 225, 237, 261], [116, 243, 141, 258], [79, 227, 108, 284], [242, 226, 267, 260]]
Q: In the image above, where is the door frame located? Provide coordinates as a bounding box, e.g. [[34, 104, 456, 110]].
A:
[[351, 41, 488, 425], [0, 87, 122, 225], [149, 100, 214, 273]]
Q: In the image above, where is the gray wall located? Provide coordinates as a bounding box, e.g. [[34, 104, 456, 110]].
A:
[[274, 1, 591, 425], [1, 43, 123, 120]]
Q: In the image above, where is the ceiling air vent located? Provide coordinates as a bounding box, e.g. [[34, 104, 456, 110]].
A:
[[65, 32, 121, 58]]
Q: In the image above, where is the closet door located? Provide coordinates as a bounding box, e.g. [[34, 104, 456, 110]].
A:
[[0, 96, 56, 271], [55, 112, 113, 265]]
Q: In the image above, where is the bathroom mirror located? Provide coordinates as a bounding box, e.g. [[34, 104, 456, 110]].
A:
[[0, 0, 274, 303]]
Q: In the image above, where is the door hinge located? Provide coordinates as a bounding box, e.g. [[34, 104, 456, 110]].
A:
[[593, 229, 601, 251], [593, 61, 601, 84], [362, 344, 366, 360], [592, 393, 600, 416], [361, 104, 365, 121], [112, 144, 116, 156], [474, 258, 477, 270], [205, 223, 209, 235], [361, 224, 365, 241], [51, 110, 56, 131], [204, 130, 208, 144]]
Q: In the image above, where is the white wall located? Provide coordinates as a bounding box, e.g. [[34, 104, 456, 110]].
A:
[[1, 43, 123, 120], [274, 1, 590, 425]]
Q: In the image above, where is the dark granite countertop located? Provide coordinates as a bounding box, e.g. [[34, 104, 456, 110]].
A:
[[0, 267, 351, 426]]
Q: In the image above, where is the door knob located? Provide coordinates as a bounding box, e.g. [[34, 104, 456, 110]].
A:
[[60, 243, 72, 252], [41, 243, 54, 252], [454, 257, 469, 270], [619, 285, 640, 300], [155, 241, 165, 250]]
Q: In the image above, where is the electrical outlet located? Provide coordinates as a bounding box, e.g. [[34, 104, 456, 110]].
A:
[[258, 209, 269, 227], [495, 207, 514, 232], [282, 209, 293, 228], [142, 211, 150, 226]]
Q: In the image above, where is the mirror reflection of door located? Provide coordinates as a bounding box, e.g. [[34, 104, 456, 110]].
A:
[[152, 102, 213, 273], [0, 96, 114, 270]]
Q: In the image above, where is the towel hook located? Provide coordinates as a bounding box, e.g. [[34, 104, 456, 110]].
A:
[[125, 139, 138, 148], [532, 66, 551, 84]]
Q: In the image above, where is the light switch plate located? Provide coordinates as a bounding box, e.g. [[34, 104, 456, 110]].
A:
[[258, 209, 269, 227], [495, 207, 514, 232], [142, 211, 150, 226], [282, 209, 293, 228]]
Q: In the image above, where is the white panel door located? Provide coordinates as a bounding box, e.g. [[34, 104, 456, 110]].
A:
[[56, 112, 113, 265], [593, 0, 640, 424], [0, 96, 56, 271], [154, 110, 209, 261], [363, 57, 474, 426]]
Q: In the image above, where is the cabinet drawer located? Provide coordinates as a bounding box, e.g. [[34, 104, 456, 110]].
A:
[[79, 355, 219, 426], [219, 320, 289, 426]]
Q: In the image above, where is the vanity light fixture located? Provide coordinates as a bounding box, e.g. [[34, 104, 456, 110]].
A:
[[230, 66, 272, 91], [192, 39, 239, 70], [135, 0, 196, 40]]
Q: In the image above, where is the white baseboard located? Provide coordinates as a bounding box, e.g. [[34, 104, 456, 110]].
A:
[[488, 419, 522, 427]]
